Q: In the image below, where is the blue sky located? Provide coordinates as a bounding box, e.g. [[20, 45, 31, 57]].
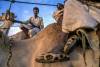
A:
[[0, 0, 64, 36]]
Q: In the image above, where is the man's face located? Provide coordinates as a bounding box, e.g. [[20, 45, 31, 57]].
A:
[[33, 9, 39, 15], [57, 4, 62, 10]]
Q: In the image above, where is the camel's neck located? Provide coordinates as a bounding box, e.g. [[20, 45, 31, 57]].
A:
[[0, 31, 10, 48]]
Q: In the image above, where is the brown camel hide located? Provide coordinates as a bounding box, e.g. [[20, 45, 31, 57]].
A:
[[0, 23, 99, 67]]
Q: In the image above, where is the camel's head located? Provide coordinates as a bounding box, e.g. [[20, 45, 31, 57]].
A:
[[1, 10, 16, 21], [0, 10, 16, 35]]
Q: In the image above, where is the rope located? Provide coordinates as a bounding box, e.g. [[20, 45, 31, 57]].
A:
[[6, 44, 12, 67], [76, 28, 99, 66], [0, 30, 12, 67], [76, 29, 88, 66], [0, 0, 57, 6], [0, 32, 10, 49]]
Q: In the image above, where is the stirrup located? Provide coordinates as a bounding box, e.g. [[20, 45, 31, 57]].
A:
[[35, 52, 70, 63]]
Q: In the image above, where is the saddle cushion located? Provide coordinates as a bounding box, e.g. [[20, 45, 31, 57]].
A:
[[62, 0, 98, 33]]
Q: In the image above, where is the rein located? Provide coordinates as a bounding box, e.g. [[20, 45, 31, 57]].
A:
[[0, 31, 13, 67]]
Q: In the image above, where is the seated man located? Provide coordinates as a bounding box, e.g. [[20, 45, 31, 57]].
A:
[[53, 3, 64, 23], [20, 7, 44, 38]]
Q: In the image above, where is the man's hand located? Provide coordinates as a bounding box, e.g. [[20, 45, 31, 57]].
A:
[[54, 9, 64, 21], [56, 9, 63, 17]]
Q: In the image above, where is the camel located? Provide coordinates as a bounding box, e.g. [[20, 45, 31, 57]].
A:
[[0, 10, 15, 35], [0, 10, 30, 40], [0, 0, 99, 67], [0, 22, 99, 67]]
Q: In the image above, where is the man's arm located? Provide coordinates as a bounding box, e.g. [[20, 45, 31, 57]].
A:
[[19, 17, 32, 24]]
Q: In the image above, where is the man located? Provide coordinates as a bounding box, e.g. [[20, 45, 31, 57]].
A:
[[53, 3, 64, 23], [21, 7, 44, 38]]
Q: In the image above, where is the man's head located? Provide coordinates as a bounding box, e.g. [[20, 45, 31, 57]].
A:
[[33, 7, 39, 16], [57, 3, 64, 10]]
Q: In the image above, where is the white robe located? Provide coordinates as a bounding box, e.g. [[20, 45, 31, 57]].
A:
[[20, 16, 44, 37], [29, 27, 40, 37], [62, 0, 98, 33], [28, 16, 44, 37]]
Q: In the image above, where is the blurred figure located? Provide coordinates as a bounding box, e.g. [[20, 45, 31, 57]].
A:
[[53, 3, 64, 23]]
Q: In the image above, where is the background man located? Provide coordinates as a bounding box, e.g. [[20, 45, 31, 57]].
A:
[[53, 3, 64, 23], [21, 7, 44, 37]]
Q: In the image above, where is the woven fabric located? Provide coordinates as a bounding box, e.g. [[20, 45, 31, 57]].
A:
[[62, 0, 98, 33]]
